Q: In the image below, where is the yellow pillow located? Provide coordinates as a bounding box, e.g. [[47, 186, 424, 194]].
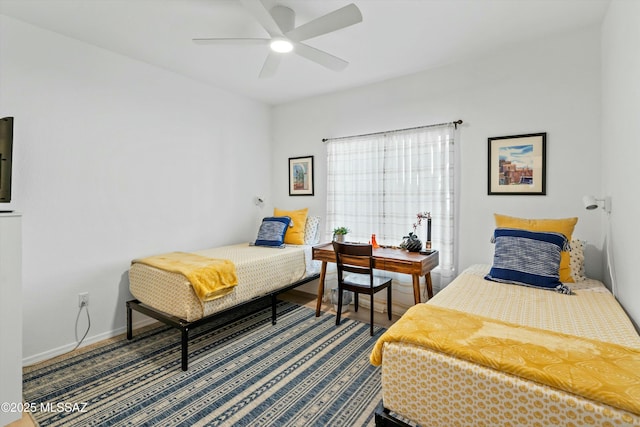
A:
[[274, 208, 308, 245], [494, 214, 578, 283]]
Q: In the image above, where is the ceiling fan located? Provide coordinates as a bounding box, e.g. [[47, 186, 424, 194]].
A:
[[193, 0, 363, 78]]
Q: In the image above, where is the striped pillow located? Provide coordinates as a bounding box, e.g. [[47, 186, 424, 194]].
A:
[[253, 216, 291, 248], [485, 228, 572, 294]]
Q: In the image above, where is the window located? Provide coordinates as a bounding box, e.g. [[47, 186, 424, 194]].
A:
[[326, 124, 457, 288]]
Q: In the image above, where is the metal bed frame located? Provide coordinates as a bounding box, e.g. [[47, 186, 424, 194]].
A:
[[126, 273, 319, 371], [374, 402, 416, 427]]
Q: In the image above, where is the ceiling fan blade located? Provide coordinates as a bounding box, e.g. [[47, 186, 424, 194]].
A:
[[240, 0, 284, 37], [293, 42, 348, 71], [192, 38, 270, 45], [286, 3, 362, 42], [259, 52, 282, 78]]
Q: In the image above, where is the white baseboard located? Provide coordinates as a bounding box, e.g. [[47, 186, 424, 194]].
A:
[[22, 317, 158, 367]]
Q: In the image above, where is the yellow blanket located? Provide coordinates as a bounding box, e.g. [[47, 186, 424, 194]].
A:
[[135, 252, 238, 302], [371, 304, 640, 416]]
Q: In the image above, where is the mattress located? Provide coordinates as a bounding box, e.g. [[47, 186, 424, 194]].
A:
[[129, 243, 318, 322], [429, 264, 640, 347], [379, 264, 640, 427]]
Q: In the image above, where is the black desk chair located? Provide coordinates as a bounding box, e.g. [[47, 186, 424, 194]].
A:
[[333, 241, 393, 336]]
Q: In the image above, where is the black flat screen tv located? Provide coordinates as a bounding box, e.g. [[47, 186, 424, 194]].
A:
[[0, 117, 14, 203]]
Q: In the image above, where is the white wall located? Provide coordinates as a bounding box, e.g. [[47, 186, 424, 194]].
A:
[[0, 214, 22, 426], [273, 26, 605, 302], [601, 1, 640, 328], [0, 15, 272, 362]]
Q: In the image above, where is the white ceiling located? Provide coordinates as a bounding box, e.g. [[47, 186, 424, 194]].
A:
[[0, 0, 610, 105]]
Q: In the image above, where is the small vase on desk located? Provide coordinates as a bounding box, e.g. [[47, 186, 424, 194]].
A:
[[400, 232, 422, 252]]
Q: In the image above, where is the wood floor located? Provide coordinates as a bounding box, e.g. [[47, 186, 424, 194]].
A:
[[6, 409, 35, 426], [280, 289, 400, 328], [9, 290, 396, 427]]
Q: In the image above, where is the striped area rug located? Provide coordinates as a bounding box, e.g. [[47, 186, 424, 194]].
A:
[[23, 301, 384, 426]]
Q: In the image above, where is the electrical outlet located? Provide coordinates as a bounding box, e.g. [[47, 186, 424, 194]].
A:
[[78, 292, 89, 308]]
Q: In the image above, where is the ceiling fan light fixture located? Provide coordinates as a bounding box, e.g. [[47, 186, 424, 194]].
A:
[[270, 38, 293, 53], [195, 1, 362, 77]]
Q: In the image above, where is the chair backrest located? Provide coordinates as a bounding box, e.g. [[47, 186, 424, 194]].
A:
[[332, 241, 374, 286]]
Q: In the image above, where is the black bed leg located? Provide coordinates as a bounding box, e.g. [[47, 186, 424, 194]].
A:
[[271, 294, 277, 325], [126, 301, 133, 340], [181, 327, 189, 371], [374, 404, 393, 427], [374, 409, 387, 427], [374, 401, 414, 427]]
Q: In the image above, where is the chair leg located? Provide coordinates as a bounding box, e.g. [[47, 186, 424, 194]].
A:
[[370, 294, 375, 336], [336, 287, 343, 326], [387, 286, 392, 320]]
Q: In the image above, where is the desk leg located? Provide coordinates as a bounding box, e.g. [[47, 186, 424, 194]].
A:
[[315, 261, 328, 317], [411, 274, 421, 305], [425, 272, 434, 300]]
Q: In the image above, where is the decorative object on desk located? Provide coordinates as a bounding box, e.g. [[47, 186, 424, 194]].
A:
[[330, 287, 353, 313], [332, 226, 349, 243], [425, 212, 432, 250], [413, 211, 430, 233], [400, 211, 432, 252], [400, 232, 422, 252], [371, 234, 380, 248]]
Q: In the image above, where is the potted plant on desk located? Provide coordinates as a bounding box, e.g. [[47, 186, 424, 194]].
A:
[[332, 227, 349, 243]]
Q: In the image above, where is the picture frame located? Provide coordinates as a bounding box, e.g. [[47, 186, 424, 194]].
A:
[[289, 155, 314, 196], [488, 132, 546, 195]]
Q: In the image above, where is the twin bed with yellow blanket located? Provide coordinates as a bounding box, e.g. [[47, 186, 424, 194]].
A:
[[371, 265, 640, 426], [126, 243, 320, 371]]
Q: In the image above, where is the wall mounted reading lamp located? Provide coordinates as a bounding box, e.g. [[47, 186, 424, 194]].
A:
[[583, 195, 611, 213]]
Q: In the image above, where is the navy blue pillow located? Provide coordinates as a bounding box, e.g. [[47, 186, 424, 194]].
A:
[[485, 228, 572, 294], [253, 216, 291, 248]]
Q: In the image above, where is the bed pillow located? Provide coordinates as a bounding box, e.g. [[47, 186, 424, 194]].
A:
[[485, 228, 572, 294], [253, 216, 291, 248], [304, 215, 321, 245], [274, 207, 308, 245], [494, 213, 578, 283], [570, 239, 587, 282]]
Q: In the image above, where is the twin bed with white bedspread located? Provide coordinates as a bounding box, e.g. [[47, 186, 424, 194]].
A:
[[372, 215, 640, 427], [127, 243, 320, 371], [372, 264, 640, 426]]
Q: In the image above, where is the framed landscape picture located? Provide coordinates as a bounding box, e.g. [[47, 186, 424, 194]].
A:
[[289, 155, 314, 196], [488, 132, 546, 195]]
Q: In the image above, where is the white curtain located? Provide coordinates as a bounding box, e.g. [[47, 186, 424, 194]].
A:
[[326, 124, 457, 288]]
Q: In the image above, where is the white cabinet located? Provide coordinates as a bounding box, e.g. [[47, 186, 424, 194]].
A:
[[0, 213, 22, 426]]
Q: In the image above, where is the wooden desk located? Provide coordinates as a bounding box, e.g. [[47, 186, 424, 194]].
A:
[[312, 243, 439, 317]]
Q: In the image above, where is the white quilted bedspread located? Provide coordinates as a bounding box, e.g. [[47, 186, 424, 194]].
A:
[[129, 243, 314, 322]]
